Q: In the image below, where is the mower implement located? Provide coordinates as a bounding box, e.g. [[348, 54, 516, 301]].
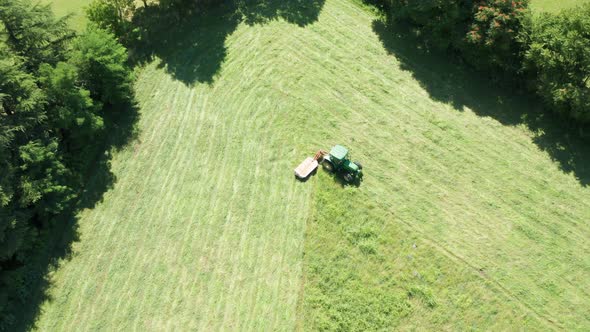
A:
[[294, 150, 327, 179]]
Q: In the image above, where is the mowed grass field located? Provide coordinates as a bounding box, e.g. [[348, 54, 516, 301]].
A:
[[43, 0, 92, 30], [531, 0, 590, 12], [34, 0, 590, 330]]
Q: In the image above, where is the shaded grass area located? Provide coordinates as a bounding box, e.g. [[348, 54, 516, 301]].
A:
[[130, 0, 325, 85], [372, 19, 590, 186]]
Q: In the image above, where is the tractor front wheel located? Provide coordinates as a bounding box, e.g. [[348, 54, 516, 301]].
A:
[[343, 173, 354, 183], [354, 161, 363, 170]]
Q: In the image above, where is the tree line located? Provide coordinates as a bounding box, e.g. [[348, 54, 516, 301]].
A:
[[0, 0, 133, 326], [376, 0, 590, 124]]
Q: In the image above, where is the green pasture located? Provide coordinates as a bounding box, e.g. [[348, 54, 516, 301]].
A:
[[43, 0, 91, 30], [531, 0, 590, 12], [33, 0, 590, 330]]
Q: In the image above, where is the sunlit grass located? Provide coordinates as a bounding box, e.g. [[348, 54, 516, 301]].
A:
[[531, 0, 590, 12], [34, 0, 590, 330]]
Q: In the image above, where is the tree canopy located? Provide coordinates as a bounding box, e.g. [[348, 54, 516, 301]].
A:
[[524, 4, 590, 121], [0, 0, 134, 326]]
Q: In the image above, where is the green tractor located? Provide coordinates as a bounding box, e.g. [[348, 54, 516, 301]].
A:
[[322, 145, 363, 184]]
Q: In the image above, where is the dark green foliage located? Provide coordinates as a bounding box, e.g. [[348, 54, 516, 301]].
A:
[[18, 140, 73, 218], [0, 41, 57, 327], [148, 0, 224, 20], [86, 0, 136, 39], [384, 0, 530, 72], [0, 0, 136, 328], [386, 0, 469, 49], [0, 0, 75, 70], [464, 0, 530, 72], [0, 44, 46, 132], [158, 0, 221, 10], [524, 4, 590, 122], [39, 62, 104, 176], [70, 27, 134, 107], [39, 62, 103, 147]]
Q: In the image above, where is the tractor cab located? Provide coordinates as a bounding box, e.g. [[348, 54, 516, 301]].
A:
[[328, 145, 349, 166]]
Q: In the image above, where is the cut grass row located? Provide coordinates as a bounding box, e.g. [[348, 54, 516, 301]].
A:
[[33, 0, 590, 330]]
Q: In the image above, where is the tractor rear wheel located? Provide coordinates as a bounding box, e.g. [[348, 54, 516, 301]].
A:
[[354, 161, 363, 170], [323, 160, 335, 172]]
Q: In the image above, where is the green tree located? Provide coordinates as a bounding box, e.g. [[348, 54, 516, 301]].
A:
[[464, 0, 530, 72], [0, 0, 74, 70], [39, 62, 104, 172], [0, 0, 137, 327], [18, 139, 72, 218], [70, 26, 134, 108], [86, 0, 136, 39], [524, 4, 590, 122], [157, 0, 224, 19], [386, 0, 470, 50], [0, 41, 50, 327]]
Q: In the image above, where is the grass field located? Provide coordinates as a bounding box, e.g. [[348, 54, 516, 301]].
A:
[[31, 0, 590, 330], [531, 0, 590, 12], [44, 0, 91, 31]]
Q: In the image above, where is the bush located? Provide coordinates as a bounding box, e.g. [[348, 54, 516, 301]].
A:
[[386, 0, 469, 50], [524, 4, 590, 122], [385, 0, 530, 72], [70, 26, 134, 108], [86, 0, 136, 39], [463, 0, 530, 73]]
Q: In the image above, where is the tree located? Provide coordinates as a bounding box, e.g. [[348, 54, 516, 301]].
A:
[[86, 0, 136, 39], [464, 0, 530, 73], [18, 139, 72, 218], [39, 62, 104, 172], [157, 0, 224, 19], [0, 40, 51, 327], [386, 0, 470, 50], [524, 4, 590, 122], [0, 21, 47, 239], [0, 0, 74, 70], [70, 26, 134, 108]]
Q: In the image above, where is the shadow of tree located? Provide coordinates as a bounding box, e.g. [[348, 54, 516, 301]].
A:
[[131, 5, 241, 85], [9, 101, 140, 331], [129, 0, 325, 85], [372, 17, 590, 186], [237, 0, 325, 27]]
